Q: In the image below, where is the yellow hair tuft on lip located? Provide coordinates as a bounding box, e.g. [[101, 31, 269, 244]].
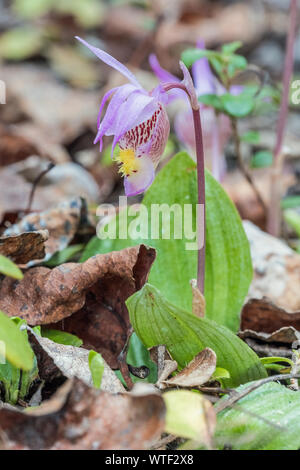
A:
[[115, 148, 140, 177]]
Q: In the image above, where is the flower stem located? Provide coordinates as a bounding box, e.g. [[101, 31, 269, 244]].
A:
[[267, 0, 298, 236], [163, 82, 206, 293], [192, 108, 206, 294]]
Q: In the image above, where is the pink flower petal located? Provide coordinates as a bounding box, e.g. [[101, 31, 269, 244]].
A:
[[111, 91, 158, 152], [76, 36, 141, 88], [96, 87, 117, 129], [124, 156, 155, 196], [149, 54, 186, 103], [94, 83, 137, 146]]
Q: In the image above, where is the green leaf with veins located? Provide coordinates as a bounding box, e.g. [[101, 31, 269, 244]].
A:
[[81, 152, 252, 332], [127, 284, 266, 388], [216, 382, 300, 450]]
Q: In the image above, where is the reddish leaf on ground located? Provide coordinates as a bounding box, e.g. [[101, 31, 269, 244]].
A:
[[0, 245, 155, 368], [0, 379, 165, 450], [47, 244, 156, 368], [241, 298, 300, 334]]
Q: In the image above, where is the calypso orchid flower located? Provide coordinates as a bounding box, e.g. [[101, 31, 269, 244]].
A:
[[76, 36, 206, 293], [150, 42, 240, 181], [76, 36, 170, 197]]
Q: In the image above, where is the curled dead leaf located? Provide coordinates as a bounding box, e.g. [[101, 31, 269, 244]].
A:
[[47, 245, 156, 369], [0, 379, 165, 450], [241, 298, 300, 335], [156, 360, 178, 389], [161, 348, 217, 389], [239, 326, 300, 345], [33, 335, 124, 393], [0, 245, 155, 369]]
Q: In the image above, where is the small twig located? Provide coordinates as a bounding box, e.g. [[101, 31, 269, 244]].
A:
[[215, 373, 300, 414], [243, 338, 292, 358], [26, 163, 55, 213], [117, 327, 134, 390], [267, 0, 298, 236], [199, 386, 235, 395], [151, 434, 178, 450], [231, 117, 267, 215]]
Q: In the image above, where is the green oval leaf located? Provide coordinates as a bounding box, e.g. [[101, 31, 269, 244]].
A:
[[126, 284, 266, 387], [41, 328, 83, 347], [250, 150, 273, 168], [221, 93, 255, 118], [0, 311, 34, 370], [88, 350, 104, 388], [198, 94, 224, 111], [216, 382, 300, 450], [181, 48, 216, 68], [0, 254, 23, 280]]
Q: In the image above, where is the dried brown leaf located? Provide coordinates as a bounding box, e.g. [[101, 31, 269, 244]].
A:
[[33, 335, 124, 393], [4, 197, 93, 264], [0, 379, 165, 450], [162, 348, 216, 388], [47, 245, 155, 369], [0, 245, 155, 368], [239, 325, 300, 345], [0, 230, 48, 264], [241, 298, 300, 334]]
